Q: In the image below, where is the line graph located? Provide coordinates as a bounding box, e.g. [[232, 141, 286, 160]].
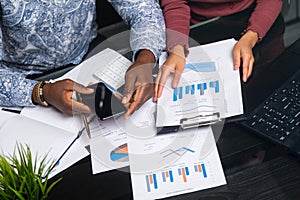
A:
[[160, 147, 195, 159]]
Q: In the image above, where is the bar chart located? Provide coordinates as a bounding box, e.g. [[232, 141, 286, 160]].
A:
[[162, 170, 174, 183], [194, 163, 208, 178], [173, 80, 220, 102], [145, 173, 158, 192], [144, 163, 209, 192], [129, 126, 227, 200], [178, 166, 190, 182]]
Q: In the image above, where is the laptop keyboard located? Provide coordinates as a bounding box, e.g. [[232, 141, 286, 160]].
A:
[[243, 70, 300, 145]]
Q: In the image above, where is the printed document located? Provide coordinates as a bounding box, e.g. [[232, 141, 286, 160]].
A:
[[156, 38, 243, 128], [128, 126, 226, 200], [90, 99, 157, 174], [89, 117, 129, 174]]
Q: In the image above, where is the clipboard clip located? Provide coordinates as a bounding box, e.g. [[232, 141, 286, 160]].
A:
[[180, 112, 221, 129]]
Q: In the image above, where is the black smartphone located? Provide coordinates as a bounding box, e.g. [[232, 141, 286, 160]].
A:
[[78, 82, 126, 120]]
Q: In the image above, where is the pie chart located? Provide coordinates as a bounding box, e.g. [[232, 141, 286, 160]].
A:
[[110, 143, 129, 162]]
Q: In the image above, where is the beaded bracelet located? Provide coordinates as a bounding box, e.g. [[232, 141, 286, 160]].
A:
[[34, 81, 50, 107]]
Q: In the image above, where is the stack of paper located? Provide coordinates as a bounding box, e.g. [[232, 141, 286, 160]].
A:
[[0, 48, 133, 178], [0, 39, 243, 199]]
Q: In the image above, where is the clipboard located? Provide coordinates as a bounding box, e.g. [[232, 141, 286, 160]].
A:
[[156, 39, 246, 134], [157, 111, 247, 134], [157, 112, 222, 134]]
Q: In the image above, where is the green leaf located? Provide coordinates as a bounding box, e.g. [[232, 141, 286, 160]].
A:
[[0, 143, 62, 200], [45, 177, 62, 198], [7, 185, 26, 200]]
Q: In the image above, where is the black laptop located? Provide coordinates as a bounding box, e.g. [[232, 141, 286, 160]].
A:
[[241, 38, 300, 156], [242, 68, 300, 155]]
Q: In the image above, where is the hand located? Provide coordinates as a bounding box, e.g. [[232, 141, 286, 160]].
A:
[[233, 30, 259, 82], [154, 45, 186, 102], [122, 50, 155, 119], [42, 79, 94, 116]]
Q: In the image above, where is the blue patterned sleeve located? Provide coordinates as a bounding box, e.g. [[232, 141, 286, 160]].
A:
[[108, 0, 166, 61], [0, 21, 36, 107], [0, 67, 37, 107], [0, 27, 3, 61]]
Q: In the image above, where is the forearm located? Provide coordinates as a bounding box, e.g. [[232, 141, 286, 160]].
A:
[[161, 0, 190, 51], [108, 0, 166, 61]]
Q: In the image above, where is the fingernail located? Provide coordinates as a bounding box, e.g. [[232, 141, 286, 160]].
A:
[[123, 114, 129, 120], [122, 97, 127, 104], [153, 96, 157, 102], [158, 91, 162, 98]]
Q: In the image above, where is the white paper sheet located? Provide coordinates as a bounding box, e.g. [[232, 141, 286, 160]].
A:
[[90, 99, 157, 174], [93, 53, 132, 89], [90, 117, 129, 174], [48, 139, 89, 179], [0, 109, 19, 127], [0, 115, 88, 178], [56, 48, 131, 88], [128, 126, 226, 200], [156, 38, 243, 128], [201, 39, 244, 118], [21, 106, 81, 133]]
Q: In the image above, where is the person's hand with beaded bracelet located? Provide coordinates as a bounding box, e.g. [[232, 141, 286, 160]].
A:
[[32, 79, 94, 116]]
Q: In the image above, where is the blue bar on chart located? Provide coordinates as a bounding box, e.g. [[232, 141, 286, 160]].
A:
[[173, 87, 183, 101], [197, 83, 207, 95], [145, 173, 158, 192], [173, 80, 220, 102], [161, 170, 174, 183], [209, 80, 219, 93], [178, 167, 190, 182], [194, 163, 208, 178], [185, 85, 195, 95]]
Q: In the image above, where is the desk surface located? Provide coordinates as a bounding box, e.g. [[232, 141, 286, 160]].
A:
[[48, 17, 300, 200]]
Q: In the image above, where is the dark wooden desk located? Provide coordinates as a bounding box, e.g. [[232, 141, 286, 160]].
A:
[[48, 14, 300, 200]]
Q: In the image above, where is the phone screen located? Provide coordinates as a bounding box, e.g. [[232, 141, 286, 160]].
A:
[[79, 82, 126, 120]]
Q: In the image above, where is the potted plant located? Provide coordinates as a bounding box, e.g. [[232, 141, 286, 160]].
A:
[[0, 144, 61, 200]]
